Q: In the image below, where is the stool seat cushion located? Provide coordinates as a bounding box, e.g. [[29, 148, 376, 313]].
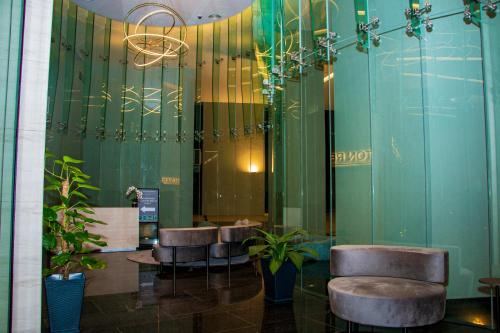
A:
[[209, 242, 246, 258], [152, 244, 206, 263], [328, 276, 446, 328]]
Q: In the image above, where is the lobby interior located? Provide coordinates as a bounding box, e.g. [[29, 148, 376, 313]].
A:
[[1, 0, 500, 332]]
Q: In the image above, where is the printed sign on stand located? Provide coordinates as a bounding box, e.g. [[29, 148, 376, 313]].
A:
[[138, 188, 159, 222]]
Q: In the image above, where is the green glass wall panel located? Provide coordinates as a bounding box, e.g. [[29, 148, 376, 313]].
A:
[[120, 23, 144, 206], [369, 0, 406, 33], [80, 11, 95, 137], [47, 0, 63, 128], [179, 25, 197, 226], [333, 0, 373, 245], [139, 26, 162, 204], [61, 1, 77, 132], [228, 17, 238, 134], [330, 0, 498, 299], [0, 0, 23, 329], [83, 16, 110, 204], [61, 7, 88, 159], [195, 26, 203, 104], [282, 0, 302, 228], [325, 0, 334, 241], [242, 8, 253, 134], [98, 20, 126, 205], [422, 14, 489, 298], [49, 0, 70, 155], [299, 0, 326, 236], [482, 8, 500, 278], [159, 27, 181, 227], [428, 0, 463, 17], [369, 30, 426, 246]]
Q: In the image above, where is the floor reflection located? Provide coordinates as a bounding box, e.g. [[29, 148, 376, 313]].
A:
[[42, 252, 493, 333]]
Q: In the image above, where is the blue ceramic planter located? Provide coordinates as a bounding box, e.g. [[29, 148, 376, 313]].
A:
[[261, 258, 297, 303], [45, 273, 85, 333]]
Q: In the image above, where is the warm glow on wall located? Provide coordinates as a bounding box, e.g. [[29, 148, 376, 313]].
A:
[[235, 146, 263, 174], [249, 164, 259, 173]]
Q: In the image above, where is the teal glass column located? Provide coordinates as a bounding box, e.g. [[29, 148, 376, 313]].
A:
[[422, 8, 490, 298], [0, 0, 24, 330], [369, 0, 427, 246], [481, 6, 500, 278], [333, 0, 373, 245]]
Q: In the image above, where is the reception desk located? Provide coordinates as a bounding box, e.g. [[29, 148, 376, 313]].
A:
[[86, 207, 139, 252]]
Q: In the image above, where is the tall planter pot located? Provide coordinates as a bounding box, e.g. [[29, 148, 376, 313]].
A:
[[45, 273, 85, 333], [261, 258, 297, 303]]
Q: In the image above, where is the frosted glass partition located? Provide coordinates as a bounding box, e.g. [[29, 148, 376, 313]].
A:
[[0, 0, 24, 330]]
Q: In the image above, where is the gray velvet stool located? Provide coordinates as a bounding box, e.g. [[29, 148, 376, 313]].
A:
[[153, 227, 218, 296], [328, 245, 449, 332], [218, 225, 256, 287]]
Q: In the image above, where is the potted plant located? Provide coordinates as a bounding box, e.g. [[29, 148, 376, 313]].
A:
[[125, 186, 143, 207], [246, 228, 318, 303], [43, 152, 107, 333]]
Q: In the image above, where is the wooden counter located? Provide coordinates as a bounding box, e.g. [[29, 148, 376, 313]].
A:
[[86, 207, 139, 251]]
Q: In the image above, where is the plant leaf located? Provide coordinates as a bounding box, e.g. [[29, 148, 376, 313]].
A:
[[45, 150, 54, 159], [248, 245, 268, 257], [278, 229, 306, 243], [84, 217, 106, 224], [78, 207, 94, 214], [269, 257, 283, 275], [242, 235, 266, 245], [297, 246, 319, 258], [51, 252, 71, 267], [77, 184, 100, 191], [44, 184, 60, 191], [42, 267, 55, 277], [255, 228, 278, 246], [62, 232, 77, 245], [70, 191, 89, 200], [63, 155, 84, 164], [43, 206, 58, 222], [287, 251, 304, 270], [42, 234, 57, 250], [72, 177, 87, 183], [80, 256, 107, 270], [87, 239, 107, 247]]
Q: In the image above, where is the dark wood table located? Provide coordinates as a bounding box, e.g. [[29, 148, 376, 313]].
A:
[[479, 277, 500, 333]]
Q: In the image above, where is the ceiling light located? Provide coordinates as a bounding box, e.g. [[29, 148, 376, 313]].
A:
[[208, 13, 222, 20], [123, 3, 189, 68]]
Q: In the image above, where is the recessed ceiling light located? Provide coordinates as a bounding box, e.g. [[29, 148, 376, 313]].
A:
[[208, 14, 221, 20]]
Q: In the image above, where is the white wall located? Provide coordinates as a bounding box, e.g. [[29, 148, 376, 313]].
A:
[[11, 0, 53, 331]]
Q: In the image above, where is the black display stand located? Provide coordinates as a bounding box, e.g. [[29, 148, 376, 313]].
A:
[[137, 188, 159, 250]]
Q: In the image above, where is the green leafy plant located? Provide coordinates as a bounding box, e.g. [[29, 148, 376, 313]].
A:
[[245, 228, 319, 275], [43, 151, 107, 279]]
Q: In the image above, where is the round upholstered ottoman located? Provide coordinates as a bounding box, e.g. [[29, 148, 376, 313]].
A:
[[328, 276, 446, 328]]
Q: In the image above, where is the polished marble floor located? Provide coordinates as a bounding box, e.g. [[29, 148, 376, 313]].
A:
[[42, 252, 494, 333]]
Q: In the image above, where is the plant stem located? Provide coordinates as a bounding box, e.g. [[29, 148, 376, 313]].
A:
[[61, 178, 70, 279]]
